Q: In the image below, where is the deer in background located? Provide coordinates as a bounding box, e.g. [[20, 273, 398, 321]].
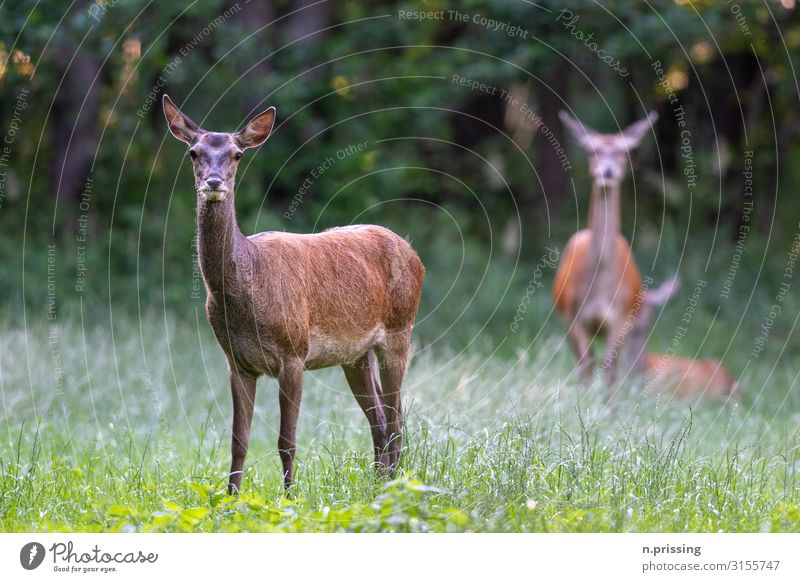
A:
[[552, 110, 658, 386], [163, 95, 425, 492], [624, 276, 739, 400]]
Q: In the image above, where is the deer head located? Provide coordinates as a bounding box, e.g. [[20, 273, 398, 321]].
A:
[[559, 110, 658, 188], [163, 94, 276, 202], [625, 275, 681, 376]]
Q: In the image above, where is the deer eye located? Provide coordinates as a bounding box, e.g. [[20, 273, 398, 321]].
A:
[[234, 152, 243, 160], [189, 149, 198, 160]]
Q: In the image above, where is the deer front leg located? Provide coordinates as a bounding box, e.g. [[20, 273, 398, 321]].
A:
[[229, 370, 257, 494], [566, 322, 594, 385], [602, 322, 627, 389], [277, 358, 304, 489]]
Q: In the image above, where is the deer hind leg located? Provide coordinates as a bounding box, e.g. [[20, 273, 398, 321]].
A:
[[228, 369, 257, 494], [277, 357, 304, 490], [342, 349, 389, 472], [567, 322, 594, 385], [376, 327, 412, 472]]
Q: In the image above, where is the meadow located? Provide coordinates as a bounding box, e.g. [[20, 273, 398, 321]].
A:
[[1, 308, 798, 533]]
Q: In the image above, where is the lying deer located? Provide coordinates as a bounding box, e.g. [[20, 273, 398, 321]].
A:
[[552, 110, 658, 386], [624, 276, 739, 399], [163, 95, 425, 492]]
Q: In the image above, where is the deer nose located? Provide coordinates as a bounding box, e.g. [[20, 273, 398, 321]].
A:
[[206, 178, 223, 191], [602, 167, 615, 179]]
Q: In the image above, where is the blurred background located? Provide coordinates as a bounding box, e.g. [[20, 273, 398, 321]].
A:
[[1, 0, 799, 366]]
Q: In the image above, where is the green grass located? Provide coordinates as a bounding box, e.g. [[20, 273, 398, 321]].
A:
[[1, 312, 798, 532]]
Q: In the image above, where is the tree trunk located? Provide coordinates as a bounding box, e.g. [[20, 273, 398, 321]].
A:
[[535, 61, 568, 219], [50, 43, 102, 233]]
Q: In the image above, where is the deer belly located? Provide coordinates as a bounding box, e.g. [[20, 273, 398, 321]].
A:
[[579, 300, 623, 334], [304, 326, 386, 370]]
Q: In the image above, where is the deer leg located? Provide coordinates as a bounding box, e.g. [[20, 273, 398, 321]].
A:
[[376, 328, 412, 472], [277, 358, 304, 490], [342, 349, 388, 472], [602, 323, 627, 389], [228, 370, 257, 494], [567, 323, 594, 384]]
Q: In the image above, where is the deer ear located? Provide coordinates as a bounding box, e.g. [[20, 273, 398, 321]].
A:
[[559, 110, 599, 150], [645, 275, 680, 306], [621, 111, 658, 150], [236, 107, 276, 149], [163, 95, 200, 144]]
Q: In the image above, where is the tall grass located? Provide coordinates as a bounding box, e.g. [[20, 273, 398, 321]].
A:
[[0, 311, 798, 532]]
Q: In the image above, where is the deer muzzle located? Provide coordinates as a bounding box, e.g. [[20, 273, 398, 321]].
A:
[[199, 188, 227, 202]]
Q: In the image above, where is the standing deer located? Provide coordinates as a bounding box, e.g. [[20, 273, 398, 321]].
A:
[[624, 276, 739, 399], [163, 95, 425, 492], [552, 110, 658, 386]]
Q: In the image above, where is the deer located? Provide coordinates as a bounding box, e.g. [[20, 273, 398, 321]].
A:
[[162, 95, 425, 492], [552, 110, 658, 387], [624, 276, 739, 400]]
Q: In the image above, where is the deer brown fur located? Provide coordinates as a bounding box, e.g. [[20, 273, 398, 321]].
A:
[[552, 110, 657, 387], [624, 276, 739, 400], [642, 355, 739, 399], [163, 95, 425, 492]]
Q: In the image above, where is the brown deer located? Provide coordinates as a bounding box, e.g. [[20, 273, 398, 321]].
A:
[[552, 110, 658, 386], [162, 95, 425, 492], [624, 276, 739, 400]]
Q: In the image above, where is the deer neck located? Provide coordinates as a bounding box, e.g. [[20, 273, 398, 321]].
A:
[[196, 195, 251, 297], [587, 180, 621, 269]]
